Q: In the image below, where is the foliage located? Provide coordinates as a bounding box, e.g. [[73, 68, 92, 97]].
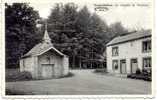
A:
[[142, 68, 151, 76], [94, 68, 108, 73], [47, 3, 128, 69], [6, 89, 34, 95], [5, 3, 40, 68], [135, 68, 141, 75], [6, 3, 129, 69], [127, 73, 151, 81], [106, 22, 128, 41], [6, 69, 32, 82], [59, 72, 74, 78], [127, 68, 151, 81]]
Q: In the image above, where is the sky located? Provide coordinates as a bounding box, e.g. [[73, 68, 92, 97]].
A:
[[29, 1, 152, 30]]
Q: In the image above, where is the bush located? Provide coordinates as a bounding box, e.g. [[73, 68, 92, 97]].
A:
[[142, 69, 148, 75], [136, 68, 141, 75], [142, 68, 151, 76], [60, 72, 74, 78], [135, 74, 146, 79], [127, 73, 151, 81], [127, 69, 152, 81], [94, 68, 107, 73], [127, 74, 136, 79], [6, 89, 34, 95], [143, 76, 151, 81], [127, 74, 131, 78], [6, 70, 32, 82], [17, 71, 32, 80]]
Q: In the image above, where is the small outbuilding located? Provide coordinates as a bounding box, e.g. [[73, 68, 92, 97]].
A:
[[20, 28, 69, 79]]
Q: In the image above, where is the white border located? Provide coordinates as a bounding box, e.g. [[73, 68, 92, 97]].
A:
[[1, 0, 156, 99]]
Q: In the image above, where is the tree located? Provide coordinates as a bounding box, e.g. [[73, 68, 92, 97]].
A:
[[76, 6, 91, 33], [5, 3, 40, 68], [47, 3, 79, 68], [108, 22, 128, 40], [47, 3, 63, 32], [47, 4, 129, 69]]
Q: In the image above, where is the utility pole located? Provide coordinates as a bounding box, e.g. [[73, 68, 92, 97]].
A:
[[90, 46, 94, 69]]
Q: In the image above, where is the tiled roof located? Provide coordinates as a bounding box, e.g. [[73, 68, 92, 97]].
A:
[[22, 42, 64, 58], [106, 31, 151, 46]]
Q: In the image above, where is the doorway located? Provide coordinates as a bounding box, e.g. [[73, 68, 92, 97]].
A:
[[42, 64, 54, 78], [120, 59, 126, 74], [131, 59, 138, 74]]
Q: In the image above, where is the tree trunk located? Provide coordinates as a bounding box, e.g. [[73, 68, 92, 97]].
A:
[[72, 54, 75, 69], [90, 62, 92, 69], [79, 58, 81, 69]]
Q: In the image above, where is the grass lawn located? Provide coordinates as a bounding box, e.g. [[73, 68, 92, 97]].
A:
[[6, 70, 151, 95]]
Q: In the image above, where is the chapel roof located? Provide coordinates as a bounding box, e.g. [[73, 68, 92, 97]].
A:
[[22, 42, 64, 58], [22, 24, 65, 58]]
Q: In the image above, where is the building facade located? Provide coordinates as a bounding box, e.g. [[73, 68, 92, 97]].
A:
[[20, 28, 69, 79], [106, 31, 151, 74]]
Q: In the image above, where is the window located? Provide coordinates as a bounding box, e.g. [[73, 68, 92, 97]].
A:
[[112, 47, 118, 56], [143, 57, 151, 68], [142, 40, 151, 52], [46, 56, 51, 63], [112, 60, 118, 70]]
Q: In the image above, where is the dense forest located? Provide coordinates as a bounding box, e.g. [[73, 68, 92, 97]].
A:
[[5, 3, 128, 69]]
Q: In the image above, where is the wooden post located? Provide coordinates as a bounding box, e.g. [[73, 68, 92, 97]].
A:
[[91, 48, 94, 69], [79, 57, 82, 69]]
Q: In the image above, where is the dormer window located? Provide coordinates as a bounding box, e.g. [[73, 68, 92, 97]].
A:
[[112, 47, 118, 56], [142, 40, 151, 52]]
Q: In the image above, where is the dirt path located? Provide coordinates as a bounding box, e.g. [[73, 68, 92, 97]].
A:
[[6, 70, 151, 95]]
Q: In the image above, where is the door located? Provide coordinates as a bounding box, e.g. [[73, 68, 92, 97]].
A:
[[131, 59, 138, 74], [120, 60, 126, 74], [42, 64, 54, 78]]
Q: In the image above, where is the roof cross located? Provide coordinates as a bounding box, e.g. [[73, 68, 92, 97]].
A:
[[42, 21, 51, 44]]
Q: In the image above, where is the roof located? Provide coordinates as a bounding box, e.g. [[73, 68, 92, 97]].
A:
[[22, 42, 65, 58], [42, 24, 51, 43], [106, 31, 151, 46], [42, 30, 51, 43], [22, 25, 65, 58]]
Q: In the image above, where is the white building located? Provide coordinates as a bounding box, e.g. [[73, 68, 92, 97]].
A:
[[20, 28, 69, 79], [106, 31, 151, 74]]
